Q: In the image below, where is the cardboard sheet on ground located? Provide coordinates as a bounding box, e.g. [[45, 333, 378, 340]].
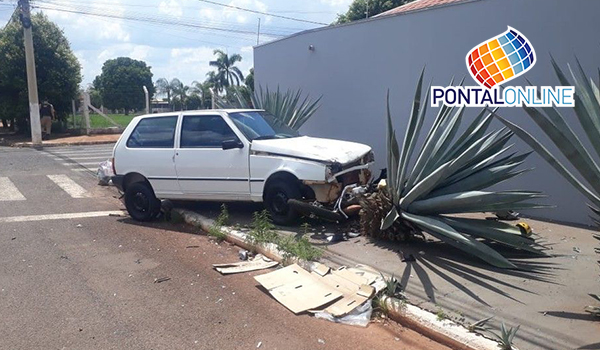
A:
[[255, 264, 343, 314], [255, 263, 379, 317], [308, 264, 375, 317], [213, 254, 278, 275]]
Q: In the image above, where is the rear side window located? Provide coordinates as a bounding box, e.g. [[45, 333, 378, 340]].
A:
[[180, 115, 237, 148], [127, 116, 177, 148]]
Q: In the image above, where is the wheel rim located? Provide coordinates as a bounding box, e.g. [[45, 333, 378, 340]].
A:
[[271, 191, 289, 215], [132, 192, 149, 213]]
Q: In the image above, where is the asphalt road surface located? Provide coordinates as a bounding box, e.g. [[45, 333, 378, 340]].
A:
[[0, 144, 449, 350]]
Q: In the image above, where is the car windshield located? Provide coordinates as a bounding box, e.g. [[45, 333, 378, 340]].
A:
[[228, 111, 300, 141]]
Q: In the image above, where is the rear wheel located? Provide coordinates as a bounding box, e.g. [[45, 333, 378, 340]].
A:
[[264, 180, 301, 226], [124, 182, 160, 222]]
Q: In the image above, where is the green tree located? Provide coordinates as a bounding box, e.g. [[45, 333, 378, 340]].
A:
[[335, 0, 415, 24], [209, 49, 244, 93], [94, 57, 154, 114], [245, 67, 254, 92], [0, 12, 81, 132]]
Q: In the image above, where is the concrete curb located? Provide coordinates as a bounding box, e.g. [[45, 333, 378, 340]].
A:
[[174, 208, 504, 350]]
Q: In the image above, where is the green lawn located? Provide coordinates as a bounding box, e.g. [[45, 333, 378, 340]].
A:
[[89, 114, 136, 128]]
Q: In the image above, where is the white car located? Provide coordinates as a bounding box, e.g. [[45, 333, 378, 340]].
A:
[[111, 109, 374, 225]]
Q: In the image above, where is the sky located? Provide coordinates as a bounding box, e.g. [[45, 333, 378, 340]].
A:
[[0, 0, 354, 88]]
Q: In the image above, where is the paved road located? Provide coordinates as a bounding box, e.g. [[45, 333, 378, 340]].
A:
[[0, 144, 449, 350]]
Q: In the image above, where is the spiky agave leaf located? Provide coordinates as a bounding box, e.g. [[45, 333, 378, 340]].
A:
[[214, 85, 322, 131], [252, 86, 322, 130], [489, 56, 600, 312], [381, 69, 546, 268]]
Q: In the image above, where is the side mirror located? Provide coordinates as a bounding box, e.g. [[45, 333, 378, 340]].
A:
[[222, 138, 244, 150]]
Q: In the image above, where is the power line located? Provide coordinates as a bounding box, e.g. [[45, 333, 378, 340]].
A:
[[196, 0, 328, 26], [32, 4, 288, 38], [33, 0, 310, 34]]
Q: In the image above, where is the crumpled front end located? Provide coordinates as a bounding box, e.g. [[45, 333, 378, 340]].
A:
[[290, 150, 374, 221], [307, 150, 374, 203]]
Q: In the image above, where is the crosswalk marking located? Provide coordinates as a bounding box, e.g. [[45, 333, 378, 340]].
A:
[[54, 156, 110, 160], [49, 151, 112, 157], [71, 168, 92, 172], [0, 177, 26, 201], [0, 210, 126, 223], [62, 162, 101, 166], [47, 174, 90, 198]]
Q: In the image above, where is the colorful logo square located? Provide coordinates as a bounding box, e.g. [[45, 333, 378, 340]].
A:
[[466, 27, 536, 89]]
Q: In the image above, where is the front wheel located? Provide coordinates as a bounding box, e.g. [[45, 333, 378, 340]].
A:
[[124, 182, 160, 221], [264, 180, 301, 226]]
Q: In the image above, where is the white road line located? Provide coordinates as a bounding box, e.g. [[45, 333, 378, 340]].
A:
[[71, 168, 92, 172], [47, 174, 90, 198], [50, 151, 112, 156], [0, 177, 26, 201], [57, 156, 110, 160], [62, 162, 101, 166], [0, 210, 126, 223]]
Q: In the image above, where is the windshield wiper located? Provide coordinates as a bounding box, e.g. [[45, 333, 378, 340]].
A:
[[253, 135, 278, 140]]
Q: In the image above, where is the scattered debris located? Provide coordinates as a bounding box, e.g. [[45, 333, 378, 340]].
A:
[[326, 233, 347, 243], [186, 245, 200, 249], [11, 237, 16, 240], [134, 259, 141, 264], [254, 263, 382, 317], [239, 249, 249, 261], [573, 247, 581, 253], [108, 213, 123, 217], [347, 232, 360, 238], [401, 253, 416, 262], [60, 255, 68, 260], [314, 300, 373, 327], [256, 341, 262, 348], [76, 224, 82, 228], [154, 277, 171, 284], [317, 339, 325, 345], [213, 254, 278, 275]]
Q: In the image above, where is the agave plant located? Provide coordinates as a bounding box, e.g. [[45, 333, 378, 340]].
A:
[[491, 56, 600, 315], [216, 85, 321, 131], [374, 69, 547, 269], [489, 322, 520, 350]]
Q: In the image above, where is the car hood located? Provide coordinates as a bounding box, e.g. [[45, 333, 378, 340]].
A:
[[251, 136, 372, 165]]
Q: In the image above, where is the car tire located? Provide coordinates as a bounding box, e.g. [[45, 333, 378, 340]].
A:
[[124, 182, 160, 222], [264, 180, 301, 226]]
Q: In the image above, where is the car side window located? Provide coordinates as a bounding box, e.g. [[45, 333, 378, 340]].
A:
[[180, 115, 237, 148], [127, 116, 178, 148]]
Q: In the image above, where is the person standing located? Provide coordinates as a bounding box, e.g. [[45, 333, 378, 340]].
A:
[[39, 100, 55, 140]]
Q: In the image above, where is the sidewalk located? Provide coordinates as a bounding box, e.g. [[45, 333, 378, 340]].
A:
[[0, 132, 120, 147], [178, 201, 600, 350]]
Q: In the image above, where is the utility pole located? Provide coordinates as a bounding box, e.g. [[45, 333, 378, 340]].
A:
[[82, 92, 90, 135], [256, 18, 261, 45], [19, 0, 42, 147]]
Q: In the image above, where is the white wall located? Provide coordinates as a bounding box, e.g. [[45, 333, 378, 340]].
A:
[[254, 0, 600, 226]]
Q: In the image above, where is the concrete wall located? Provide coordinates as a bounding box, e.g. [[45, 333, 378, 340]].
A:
[[254, 0, 600, 226]]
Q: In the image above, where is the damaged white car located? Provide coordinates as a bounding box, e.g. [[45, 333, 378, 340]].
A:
[[111, 109, 374, 225]]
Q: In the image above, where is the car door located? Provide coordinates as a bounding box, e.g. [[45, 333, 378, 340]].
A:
[[124, 115, 181, 197], [174, 114, 250, 200]]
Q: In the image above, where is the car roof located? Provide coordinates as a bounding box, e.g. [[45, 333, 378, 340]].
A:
[[137, 109, 265, 119]]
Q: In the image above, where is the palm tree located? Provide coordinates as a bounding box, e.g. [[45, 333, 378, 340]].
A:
[[209, 49, 244, 93], [155, 78, 172, 106], [169, 78, 189, 111], [191, 80, 213, 109]]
